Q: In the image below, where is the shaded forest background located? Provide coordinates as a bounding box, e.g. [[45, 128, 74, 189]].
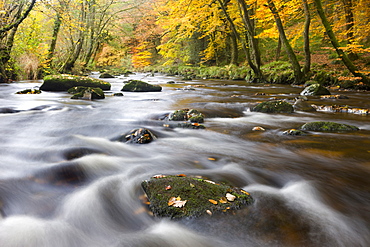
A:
[[0, 0, 369, 88]]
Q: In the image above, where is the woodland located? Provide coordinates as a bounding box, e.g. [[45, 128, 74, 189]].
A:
[[0, 0, 369, 89]]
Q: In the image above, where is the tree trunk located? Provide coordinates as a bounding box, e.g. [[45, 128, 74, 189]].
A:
[[216, 0, 263, 80], [267, 0, 304, 84], [341, 0, 358, 60], [302, 0, 311, 75], [229, 31, 238, 65], [314, 0, 370, 85], [47, 13, 62, 67], [237, 0, 262, 69]]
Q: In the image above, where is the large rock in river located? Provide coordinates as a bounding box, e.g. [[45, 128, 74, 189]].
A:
[[141, 175, 253, 218], [253, 100, 294, 113], [300, 121, 359, 131], [300, 84, 330, 96], [40, 74, 111, 91], [121, 80, 162, 92]]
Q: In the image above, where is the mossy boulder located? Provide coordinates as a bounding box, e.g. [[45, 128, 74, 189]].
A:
[[16, 89, 41, 94], [141, 175, 253, 218], [253, 100, 294, 113], [300, 84, 330, 96], [112, 128, 157, 144], [68, 86, 105, 100], [121, 80, 162, 92], [168, 109, 205, 123], [40, 74, 111, 91], [300, 121, 359, 132], [99, 73, 115, 78]]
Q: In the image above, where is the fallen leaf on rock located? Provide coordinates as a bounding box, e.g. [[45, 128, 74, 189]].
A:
[[173, 200, 187, 208], [241, 190, 250, 195], [165, 185, 172, 190], [153, 174, 166, 179], [226, 193, 236, 202], [219, 197, 228, 204], [190, 183, 195, 188], [168, 197, 177, 206], [209, 199, 218, 205], [204, 180, 216, 184], [177, 174, 186, 177], [206, 210, 212, 216]]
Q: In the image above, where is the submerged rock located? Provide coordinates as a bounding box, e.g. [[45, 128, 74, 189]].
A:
[[283, 129, 307, 136], [68, 86, 105, 100], [141, 175, 253, 218], [300, 84, 330, 96], [113, 128, 157, 144], [253, 100, 294, 113], [40, 74, 111, 91], [300, 121, 359, 131], [16, 89, 41, 94], [293, 99, 316, 112], [121, 80, 162, 92]]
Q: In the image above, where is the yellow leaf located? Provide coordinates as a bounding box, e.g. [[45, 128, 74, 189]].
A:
[[241, 190, 250, 195], [219, 197, 228, 204], [209, 199, 218, 205]]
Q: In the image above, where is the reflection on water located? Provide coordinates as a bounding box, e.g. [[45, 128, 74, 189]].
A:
[[0, 74, 369, 246]]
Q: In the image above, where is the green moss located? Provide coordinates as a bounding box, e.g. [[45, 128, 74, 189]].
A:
[[121, 80, 162, 92], [253, 100, 294, 113], [300, 121, 359, 131], [142, 175, 253, 218], [262, 61, 295, 84], [40, 74, 111, 91]]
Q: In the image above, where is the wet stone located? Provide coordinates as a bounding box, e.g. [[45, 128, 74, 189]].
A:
[[113, 128, 157, 144], [283, 129, 307, 136], [16, 89, 41, 94], [141, 175, 253, 218]]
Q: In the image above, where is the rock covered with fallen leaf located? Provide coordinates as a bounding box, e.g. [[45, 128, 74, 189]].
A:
[[141, 175, 253, 218]]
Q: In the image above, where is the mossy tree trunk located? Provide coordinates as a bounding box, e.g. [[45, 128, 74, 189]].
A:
[[267, 0, 304, 84], [47, 13, 62, 68], [313, 0, 370, 86], [302, 0, 311, 75]]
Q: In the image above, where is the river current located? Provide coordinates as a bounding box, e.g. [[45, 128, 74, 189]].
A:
[[0, 73, 369, 247]]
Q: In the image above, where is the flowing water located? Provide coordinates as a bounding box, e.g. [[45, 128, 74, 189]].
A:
[[0, 73, 369, 247]]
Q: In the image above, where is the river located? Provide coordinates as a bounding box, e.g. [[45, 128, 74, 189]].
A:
[[0, 73, 369, 247]]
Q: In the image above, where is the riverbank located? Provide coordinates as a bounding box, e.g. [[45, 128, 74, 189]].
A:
[[135, 61, 369, 91]]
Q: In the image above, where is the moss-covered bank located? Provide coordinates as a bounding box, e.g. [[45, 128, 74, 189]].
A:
[[142, 62, 369, 90], [142, 175, 253, 218]]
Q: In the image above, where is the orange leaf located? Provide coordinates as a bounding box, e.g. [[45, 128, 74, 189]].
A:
[[209, 199, 218, 205]]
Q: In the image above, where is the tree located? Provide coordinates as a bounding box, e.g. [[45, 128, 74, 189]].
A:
[[266, 0, 304, 83], [0, 0, 36, 82], [313, 0, 370, 86]]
